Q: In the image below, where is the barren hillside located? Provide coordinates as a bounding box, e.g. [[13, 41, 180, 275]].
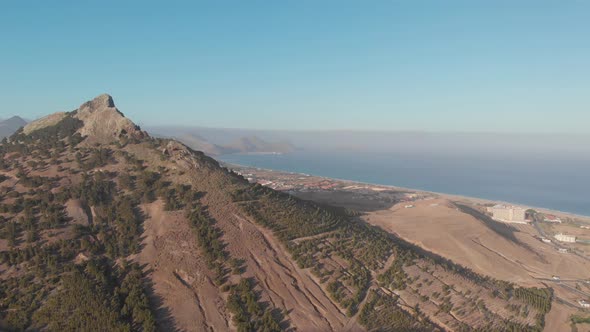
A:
[[364, 198, 590, 331], [0, 95, 554, 331]]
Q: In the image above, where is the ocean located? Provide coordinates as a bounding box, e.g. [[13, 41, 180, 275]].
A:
[[218, 149, 590, 217]]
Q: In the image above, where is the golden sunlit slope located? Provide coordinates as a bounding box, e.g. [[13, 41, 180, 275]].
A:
[[0, 95, 554, 331]]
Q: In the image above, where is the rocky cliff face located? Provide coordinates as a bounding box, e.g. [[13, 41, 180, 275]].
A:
[[74, 94, 146, 143], [23, 93, 146, 143]]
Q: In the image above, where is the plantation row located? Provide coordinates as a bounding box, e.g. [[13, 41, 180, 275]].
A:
[[231, 180, 553, 331]]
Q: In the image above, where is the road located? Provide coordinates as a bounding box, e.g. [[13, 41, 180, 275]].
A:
[[531, 220, 590, 263], [529, 220, 590, 311], [558, 282, 590, 299], [533, 277, 590, 310]]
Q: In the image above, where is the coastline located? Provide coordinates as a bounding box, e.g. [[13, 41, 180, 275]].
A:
[[221, 160, 590, 221]]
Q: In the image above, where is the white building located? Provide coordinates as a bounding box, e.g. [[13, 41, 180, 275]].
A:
[[554, 233, 576, 243], [489, 205, 527, 223], [543, 215, 562, 223], [578, 300, 590, 308]]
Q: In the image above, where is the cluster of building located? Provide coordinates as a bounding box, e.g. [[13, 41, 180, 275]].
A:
[[554, 233, 576, 243], [579, 299, 590, 308], [543, 214, 562, 223], [488, 205, 528, 224]]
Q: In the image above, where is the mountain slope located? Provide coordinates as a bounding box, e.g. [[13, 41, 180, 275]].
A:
[[177, 133, 227, 156], [0, 116, 27, 139], [0, 95, 552, 332]]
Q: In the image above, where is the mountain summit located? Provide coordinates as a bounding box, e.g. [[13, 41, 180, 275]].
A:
[[75, 94, 146, 143], [0, 116, 27, 128], [0, 116, 27, 138], [23, 94, 146, 143]]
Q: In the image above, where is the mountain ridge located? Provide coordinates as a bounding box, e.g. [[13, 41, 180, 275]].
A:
[[173, 133, 295, 156], [22, 93, 146, 144], [0, 94, 553, 332], [0, 116, 27, 139]]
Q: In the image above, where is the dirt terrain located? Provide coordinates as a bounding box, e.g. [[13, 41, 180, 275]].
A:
[[230, 165, 590, 331], [0, 95, 579, 331], [365, 199, 590, 283], [134, 192, 361, 331], [360, 199, 590, 331], [135, 200, 229, 331]]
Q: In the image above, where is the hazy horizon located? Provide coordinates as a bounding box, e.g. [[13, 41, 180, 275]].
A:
[[2, 3, 590, 330], [148, 124, 590, 157], [2, 1, 590, 134]]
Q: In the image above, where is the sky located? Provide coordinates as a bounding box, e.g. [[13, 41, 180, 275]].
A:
[[1, 1, 589, 133]]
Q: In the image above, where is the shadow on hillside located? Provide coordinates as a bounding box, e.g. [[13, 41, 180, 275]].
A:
[[455, 202, 547, 262], [455, 203, 521, 243], [142, 266, 179, 332], [293, 190, 402, 213], [249, 278, 292, 330], [452, 203, 545, 261]]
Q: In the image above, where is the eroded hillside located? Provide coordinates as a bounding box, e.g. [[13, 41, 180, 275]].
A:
[[0, 95, 553, 331]]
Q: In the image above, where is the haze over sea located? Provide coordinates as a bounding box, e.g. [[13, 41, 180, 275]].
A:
[[219, 149, 590, 217]]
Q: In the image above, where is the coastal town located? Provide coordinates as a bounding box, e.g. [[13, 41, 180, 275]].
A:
[[226, 164, 429, 211]]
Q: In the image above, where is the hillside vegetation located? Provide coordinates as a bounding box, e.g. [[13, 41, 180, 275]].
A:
[[0, 95, 552, 331]]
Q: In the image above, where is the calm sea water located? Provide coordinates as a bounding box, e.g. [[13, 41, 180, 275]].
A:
[[218, 149, 590, 217]]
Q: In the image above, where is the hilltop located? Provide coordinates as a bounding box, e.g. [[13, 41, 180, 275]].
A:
[[0, 116, 27, 139], [0, 95, 553, 331]]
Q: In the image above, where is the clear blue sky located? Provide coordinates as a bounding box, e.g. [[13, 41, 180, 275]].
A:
[[1, 1, 588, 133]]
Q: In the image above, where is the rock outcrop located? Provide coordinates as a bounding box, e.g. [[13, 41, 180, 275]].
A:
[[23, 94, 147, 143], [74, 94, 146, 143], [23, 112, 67, 135]]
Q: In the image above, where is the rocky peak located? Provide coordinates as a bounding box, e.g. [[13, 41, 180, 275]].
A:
[[22, 94, 147, 143], [78, 93, 116, 111], [74, 94, 147, 143], [1, 116, 27, 127], [0, 116, 28, 138]]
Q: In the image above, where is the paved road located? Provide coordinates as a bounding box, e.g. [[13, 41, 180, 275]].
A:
[[531, 220, 590, 263], [555, 296, 580, 309], [536, 277, 581, 283], [534, 277, 590, 309], [558, 282, 590, 299], [531, 221, 557, 246]]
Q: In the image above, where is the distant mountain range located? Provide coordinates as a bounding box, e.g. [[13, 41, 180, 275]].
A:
[[178, 133, 295, 155], [0, 116, 27, 139], [0, 114, 295, 155], [158, 131, 296, 156]]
